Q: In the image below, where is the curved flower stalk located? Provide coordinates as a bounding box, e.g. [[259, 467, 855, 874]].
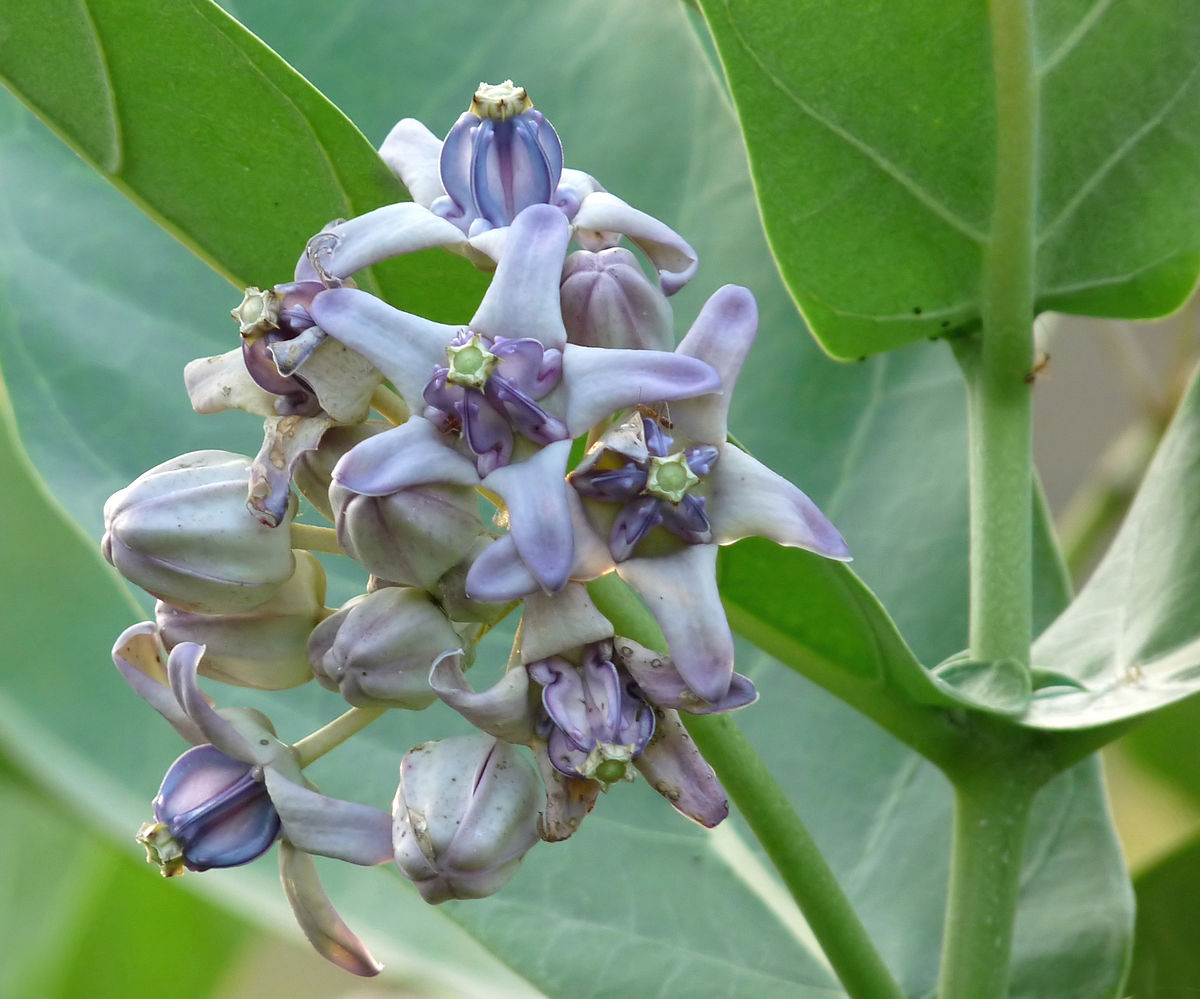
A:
[[304, 81, 698, 295], [468, 285, 851, 702], [312, 204, 719, 592], [112, 623, 392, 976]]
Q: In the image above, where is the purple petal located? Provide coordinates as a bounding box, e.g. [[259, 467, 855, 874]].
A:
[[265, 770, 393, 866], [615, 638, 758, 714], [435, 111, 482, 229], [112, 623, 206, 745], [616, 545, 734, 704], [332, 417, 480, 496], [309, 288, 457, 407], [633, 708, 729, 826], [461, 389, 514, 474], [469, 204, 570, 351], [484, 376, 568, 445], [559, 344, 720, 437], [155, 745, 279, 870], [529, 657, 594, 750], [279, 842, 382, 977], [491, 338, 562, 400], [670, 286, 757, 445], [708, 445, 851, 559], [659, 494, 713, 546], [429, 651, 538, 744], [572, 191, 698, 295], [610, 495, 664, 562], [482, 439, 574, 591], [311, 204, 464, 279], [570, 462, 647, 503], [166, 643, 271, 764], [378, 117, 446, 208]]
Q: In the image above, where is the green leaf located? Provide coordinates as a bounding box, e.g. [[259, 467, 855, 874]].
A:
[[695, 0, 1200, 358], [0, 767, 250, 999], [0, 0, 488, 317], [1027, 366, 1200, 729], [0, 0, 1131, 996], [1126, 833, 1200, 995]]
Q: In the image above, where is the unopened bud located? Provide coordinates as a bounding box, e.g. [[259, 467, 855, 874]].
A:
[[393, 735, 541, 904], [560, 248, 674, 351], [156, 551, 326, 690], [102, 451, 297, 613], [142, 744, 280, 874], [307, 588, 461, 708]]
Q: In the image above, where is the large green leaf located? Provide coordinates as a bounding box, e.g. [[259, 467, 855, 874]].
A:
[[696, 0, 1200, 358], [1126, 833, 1200, 995], [1026, 366, 1200, 729], [0, 767, 251, 999], [0, 0, 1131, 995], [0, 0, 488, 315]]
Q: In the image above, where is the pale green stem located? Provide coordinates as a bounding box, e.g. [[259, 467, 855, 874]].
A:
[[292, 707, 388, 768], [290, 522, 343, 554], [587, 574, 904, 999], [939, 1, 1039, 994], [685, 713, 907, 999], [956, 0, 1038, 667], [937, 773, 1036, 999], [370, 384, 410, 425]]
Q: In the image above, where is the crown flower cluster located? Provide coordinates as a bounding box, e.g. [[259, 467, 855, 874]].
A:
[[101, 81, 849, 975]]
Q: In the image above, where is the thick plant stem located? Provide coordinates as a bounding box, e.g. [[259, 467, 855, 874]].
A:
[[957, 0, 1038, 668], [937, 773, 1036, 999], [686, 714, 906, 999]]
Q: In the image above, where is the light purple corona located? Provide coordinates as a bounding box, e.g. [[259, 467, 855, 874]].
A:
[[432, 81, 571, 236]]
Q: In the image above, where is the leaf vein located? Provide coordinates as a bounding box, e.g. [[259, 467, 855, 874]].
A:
[[1036, 0, 1117, 78]]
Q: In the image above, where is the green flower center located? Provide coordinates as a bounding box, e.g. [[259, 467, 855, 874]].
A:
[[445, 334, 499, 389], [646, 452, 700, 504]]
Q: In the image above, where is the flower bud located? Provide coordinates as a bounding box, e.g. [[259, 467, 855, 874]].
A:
[[560, 248, 674, 351], [102, 451, 297, 613], [393, 735, 541, 904], [330, 480, 485, 591], [156, 551, 326, 690], [138, 743, 280, 875], [433, 80, 570, 236], [293, 422, 389, 521], [307, 588, 461, 708]]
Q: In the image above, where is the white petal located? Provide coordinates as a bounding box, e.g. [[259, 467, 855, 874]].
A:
[[573, 191, 698, 295], [309, 288, 457, 408], [111, 623, 205, 745], [378, 118, 446, 208], [184, 349, 277, 417], [266, 770, 393, 866], [469, 204, 570, 351], [315, 203, 465, 279], [708, 445, 851, 559], [671, 285, 758, 445], [279, 842, 382, 977], [616, 545, 734, 704], [520, 584, 614, 664]]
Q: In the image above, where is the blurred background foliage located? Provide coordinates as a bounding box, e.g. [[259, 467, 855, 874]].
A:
[[0, 0, 1198, 995]]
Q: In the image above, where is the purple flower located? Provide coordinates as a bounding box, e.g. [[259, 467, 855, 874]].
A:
[[311, 205, 719, 593], [113, 623, 392, 976], [467, 285, 851, 703], [303, 82, 698, 295]]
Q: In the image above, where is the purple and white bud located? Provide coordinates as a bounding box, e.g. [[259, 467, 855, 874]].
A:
[[392, 734, 542, 904], [307, 588, 461, 709], [138, 743, 281, 876], [433, 81, 572, 237], [155, 551, 326, 690], [330, 480, 486, 592], [560, 248, 674, 351], [102, 451, 297, 614]]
